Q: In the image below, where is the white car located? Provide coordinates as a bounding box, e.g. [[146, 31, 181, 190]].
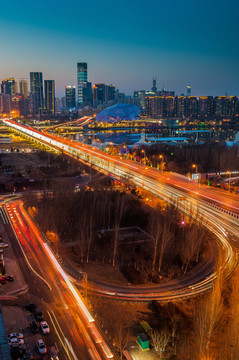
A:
[[8, 332, 24, 339], [37, 339, 47, 354], [8, 338, 24, 347], [40, 321, 50, 334]]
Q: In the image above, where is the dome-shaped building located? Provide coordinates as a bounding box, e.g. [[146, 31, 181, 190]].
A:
[[96, 103, 141, 123]]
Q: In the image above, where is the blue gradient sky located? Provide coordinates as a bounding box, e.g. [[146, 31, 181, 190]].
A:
[[0, 0, 238, 97]]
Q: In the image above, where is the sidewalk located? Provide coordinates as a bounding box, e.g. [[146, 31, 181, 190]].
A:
[[0, 217, 28, 297]]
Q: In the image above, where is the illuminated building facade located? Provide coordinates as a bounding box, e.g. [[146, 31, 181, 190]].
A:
[[214, 96, 228, 116], [65, 86, 76, 109], [186, 96, 198, 116], [1, 78, 17, 96], [175, 96, 186, 117], [30, 72, 43, 114], [77, 62, 87, 107], [199, 96, 214, 116], [44, 80, 55, 114]]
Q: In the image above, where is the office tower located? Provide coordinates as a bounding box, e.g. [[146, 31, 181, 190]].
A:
[[228, 96, 239, 116], [134, 91, 146, 110], [214, 96, 228, 116], [1, 78, 17, 95], [152, 78, 157, 93], [107, 85, 116, 101], [187, 85, 191, 97], [11, 96, 21, 117], [199, 96, 214, 116], [0, 94, 11, 114], [145, 96, 164, 117], [44, 80, 55, 114], [164, 96, 175, 117], [175, 96, 186, 117], [186, 96, 198, 116], [93, 83, 107, 103], [19, 80, 29, 98], [65, 86, 76, 109], [83, 82, 93, 105], [77, 62, 87, 107], [30, 72, 43, 114]]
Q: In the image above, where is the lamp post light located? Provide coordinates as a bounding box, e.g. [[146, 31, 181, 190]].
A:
[[159, 155, 164, 172], [141, 149, 146, 165], [227, 171, 231, 193], [192, 164, 198, 174]]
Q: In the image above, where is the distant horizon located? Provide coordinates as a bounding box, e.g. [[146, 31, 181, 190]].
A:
[[0, 69, 237, 99]]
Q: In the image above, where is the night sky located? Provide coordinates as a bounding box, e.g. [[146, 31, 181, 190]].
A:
[[0, 0, 238, 97]]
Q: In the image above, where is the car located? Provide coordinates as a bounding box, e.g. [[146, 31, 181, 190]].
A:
[[34, 308, 43, 321], [30, 320, 38, 334], [37, 339, 47, 354], [0, 277, 5, 284], [8, 338, 24, 347], [10, 345, 26, 358], [40, 321, 50, 334], [3, 275, 14, 282], [25, 303, 37, 312], [20, 353, 35, 360], [8, 332, 24, 339]]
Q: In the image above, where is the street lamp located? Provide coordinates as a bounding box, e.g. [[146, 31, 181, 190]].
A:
[[141, 149, 146, 165], [159, 155, 164, 172], [227, 171, 231, 193], [192, 164, 198, 174]]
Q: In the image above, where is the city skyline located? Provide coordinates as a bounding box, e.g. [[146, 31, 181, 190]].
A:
[[0, 0, 239, 97]]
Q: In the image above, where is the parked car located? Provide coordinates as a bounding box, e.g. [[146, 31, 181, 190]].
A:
[[25, 303, 37, 312], [0, 277, 6, 284], [40, 321, 50, 334], [34, 308, 43, 321], [30, 320, 38, 334], [3, 275, 14, 282], [20, 353, 35, 360], [37, 339, 47, 354], [8, 332, 24, 339], [8, 338, 24, 347]]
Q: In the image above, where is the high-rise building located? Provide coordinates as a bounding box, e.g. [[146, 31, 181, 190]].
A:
[[228, 96, 239, 117], [134, 91, 146, 110], [146, 96, 164, 117], [187, 85, 191, 97], [1, 78, 17, 96], [214, 96, 228, 116], [0, 94, 11, 114], [44, 80, 55, 114], [198, 96, 214, 117], [186, 96, 198, 116], [152, 78, 157, 93], [107, 85, 116, 101], [65, 86, 76, 109], [157, 89, 175, 97], [83, 82, 93, 105], [77, 62, 87, 107], [164, 96, 175, 117], [93, 83, 107, 103], [30, 72, 43, 114], [19, 80, 29, 98], [175, 96, 186, 117]]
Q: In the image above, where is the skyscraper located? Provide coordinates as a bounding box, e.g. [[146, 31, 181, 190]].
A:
[[107, 85, 116, 101], [228, 96, 239, 117], [77, 62, 87, 107], [146, 96, 163, 117], [164, 96, 175, 117], [186, 96, 198, 116], [175, 96, 186, 117], [1, 78, 17, 96], [65, 86, 76, 109], [152, 78, 157, 93], [44, 80, 55, 114], [199, 96, 214, 116], [187, 85, 191, 97], [214, 96, 228, 116], [30, 72, 43, 114], [19, 80, 29, 98]]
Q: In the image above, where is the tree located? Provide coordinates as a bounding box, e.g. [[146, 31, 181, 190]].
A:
[[152, 329, 170, 358], [148, 208, 162, 272], [112, 192, 128, 266]]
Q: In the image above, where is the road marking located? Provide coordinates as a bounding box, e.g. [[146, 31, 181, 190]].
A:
[[4, 205, 52, 291]]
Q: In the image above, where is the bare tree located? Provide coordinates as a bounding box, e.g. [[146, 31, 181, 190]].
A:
[[158, 216, 174, 272], [152, 329, 170, 358], [112, 192, 128, 266], [148, 208, 162, 272]]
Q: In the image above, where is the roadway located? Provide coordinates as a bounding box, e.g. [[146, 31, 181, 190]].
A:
[[1, 197, 113, 360]]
